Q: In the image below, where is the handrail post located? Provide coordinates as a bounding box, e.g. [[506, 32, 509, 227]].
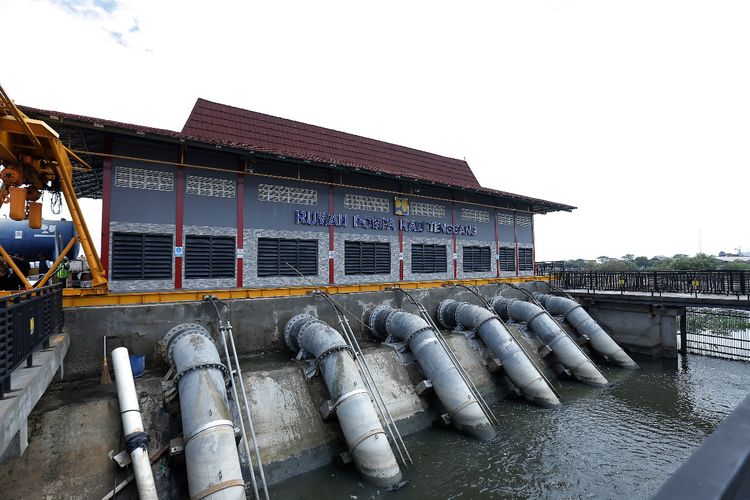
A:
[[679, 311, 688, 355]]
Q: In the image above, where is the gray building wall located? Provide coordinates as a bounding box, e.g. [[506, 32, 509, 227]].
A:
[[105, 139, 540, 291], [329, 186, 399, 284], [243, 176, 327, 287], [455, 202, 496, 280], [110, 138, 177, 225], [183, 170, 238, 228]]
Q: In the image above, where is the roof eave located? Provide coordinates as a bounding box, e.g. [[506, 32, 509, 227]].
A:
[[21, 106, 577, 214]]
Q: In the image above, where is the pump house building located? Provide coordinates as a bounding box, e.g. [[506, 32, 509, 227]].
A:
[[23, 99, 574, 293]]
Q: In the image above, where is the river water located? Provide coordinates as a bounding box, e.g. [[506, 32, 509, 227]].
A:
[[269, 355, 750, 499]]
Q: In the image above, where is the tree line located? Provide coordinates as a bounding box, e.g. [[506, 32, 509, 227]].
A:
[[561, 253, 750, 272]]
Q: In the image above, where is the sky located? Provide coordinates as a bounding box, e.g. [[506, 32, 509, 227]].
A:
[[1, 0, 748, 261]]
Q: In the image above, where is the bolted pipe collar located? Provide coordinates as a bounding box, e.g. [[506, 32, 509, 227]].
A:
[[162, 323, 213, 367], [366, 304, 394, 341], [284, 313, 317, 352], [437, 299, 460, 329]]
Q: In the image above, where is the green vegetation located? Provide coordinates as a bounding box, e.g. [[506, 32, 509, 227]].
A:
[[683, 308, 750, 337], [562, 253, 750, 272]]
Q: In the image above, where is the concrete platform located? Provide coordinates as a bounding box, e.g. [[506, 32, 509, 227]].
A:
[[0, 334, 69, 463]]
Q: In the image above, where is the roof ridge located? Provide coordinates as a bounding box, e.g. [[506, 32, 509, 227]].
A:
[[185, 98, 473, 167]]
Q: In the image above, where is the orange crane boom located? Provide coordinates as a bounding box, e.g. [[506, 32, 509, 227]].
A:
[[0, 83, 107, 291]]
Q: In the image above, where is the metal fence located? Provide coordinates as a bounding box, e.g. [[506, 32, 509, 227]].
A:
[[679, 308, 750, 361], [536, 266, 750, 297], [0, 284, 64, 398]]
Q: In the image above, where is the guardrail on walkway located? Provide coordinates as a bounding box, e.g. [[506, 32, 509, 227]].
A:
[[0, 284, 64, 398], [536, 265, 750, 298]]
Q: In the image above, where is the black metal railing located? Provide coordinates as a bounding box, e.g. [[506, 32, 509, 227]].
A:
[[535, 261, 566, 277], [679, 308, 750, 361], [0, 284, 64, 398], [537, 268, 750, 297]]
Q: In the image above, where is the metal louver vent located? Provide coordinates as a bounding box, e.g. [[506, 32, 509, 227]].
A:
[[463, 246, 491, 272], [411, 244, 447, 274], [257, 238, 318, 277], [518, 247, 534, 271], [111, 232, 172, 280], [185, 235, 235, 279], [344, 241, 390, 275], [498, 247, 516, 272]]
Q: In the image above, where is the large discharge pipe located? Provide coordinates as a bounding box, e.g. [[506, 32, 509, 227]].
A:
[[437, 299, 561, 408], [163, 323, 245, 500], [284, 314, 402, 487], [369, 305, 496, 441], [112, 347, 158, 500], [534, 293, 639, 369], [491, 297, 609, 387]]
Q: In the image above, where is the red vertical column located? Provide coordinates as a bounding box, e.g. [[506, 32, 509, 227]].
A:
[[328, 182, 335, 285], [451, 196, 457, 279], [513, 211, 519, 276], [531, 214, 536, 275], [175, 148, 185, 290], [236, 174, 244, 288], [399, 228, 404, 281], [494, 208, 500, 278], [101, 155, 112, 280]]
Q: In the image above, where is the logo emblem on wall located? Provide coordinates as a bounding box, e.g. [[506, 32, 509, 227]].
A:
[[394, 197, 409, 216]]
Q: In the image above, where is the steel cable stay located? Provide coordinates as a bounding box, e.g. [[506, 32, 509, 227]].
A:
[[205, 296, 270, 500], [387, 286, 499, 428], [284, 263, 413, 466], [448, 284, 563, 401], [498, 282, 607, 381]]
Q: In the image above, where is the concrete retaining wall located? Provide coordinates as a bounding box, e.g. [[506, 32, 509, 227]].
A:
[[582, 302, 681, 358], [62, 284, 511, 380]]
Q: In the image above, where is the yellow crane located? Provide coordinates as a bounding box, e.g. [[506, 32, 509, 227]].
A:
[[0, 82, 106, 291]]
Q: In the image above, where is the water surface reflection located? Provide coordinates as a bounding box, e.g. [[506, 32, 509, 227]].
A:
[[270, 355, 750, 499]]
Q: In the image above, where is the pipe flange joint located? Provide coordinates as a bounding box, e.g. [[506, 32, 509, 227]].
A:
[[403, 325, 433, 346], [163, 323, 212, 366], [437, 299, 458, 329], [367, 304, 393, 341], [475, 314, 496, 332], [284, 313, 316, 352], [173, 361, 228, 385], [316, 344, 354, 363], [488, 296, 505, 316], [384, 308, 404, 339], [527, 309, 547, 324]]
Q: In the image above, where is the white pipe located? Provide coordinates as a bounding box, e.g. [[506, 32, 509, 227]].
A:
[[111, 347, 158, 500]]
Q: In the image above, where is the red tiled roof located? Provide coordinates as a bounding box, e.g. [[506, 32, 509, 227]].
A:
[[19, 102, 576, 212], [19, 105, 183, 139], [181, 99, 482, 189]]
